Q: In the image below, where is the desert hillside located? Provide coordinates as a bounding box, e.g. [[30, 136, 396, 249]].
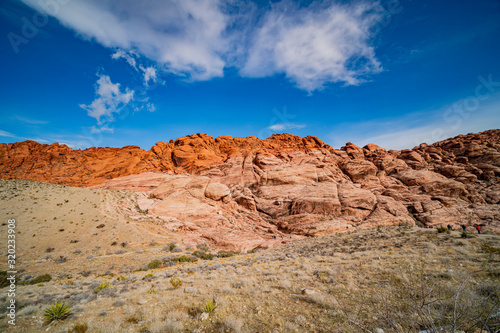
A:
[[0, 196, 499, 332]]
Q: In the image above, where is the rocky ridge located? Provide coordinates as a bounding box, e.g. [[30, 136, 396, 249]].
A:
[[1, 130, 499, 250]]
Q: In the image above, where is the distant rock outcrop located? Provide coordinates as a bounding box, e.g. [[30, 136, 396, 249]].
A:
[[1, 129, 499, 248]]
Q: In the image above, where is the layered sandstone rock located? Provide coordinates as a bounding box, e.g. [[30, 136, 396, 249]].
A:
[[1, 129, 500, 249]]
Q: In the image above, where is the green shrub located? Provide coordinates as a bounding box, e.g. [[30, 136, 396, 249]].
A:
[[437, 226, 450, 234], [172, 255, 197, 263], [29, 274, 52, 285], [217, 250, 240, 258], [148, 259, 162, 269], [94, 281, 111, 293], [168, 242, 177, 251], [43, 301, 72, 324], [192, 251, 215, 260], [170, 276, 182, 289]]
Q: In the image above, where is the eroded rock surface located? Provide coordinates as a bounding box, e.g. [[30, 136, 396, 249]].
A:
[[2, 130, 500, 250]]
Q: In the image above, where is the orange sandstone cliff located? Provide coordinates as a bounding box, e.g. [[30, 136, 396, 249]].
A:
[[1, 130, 500, 242]]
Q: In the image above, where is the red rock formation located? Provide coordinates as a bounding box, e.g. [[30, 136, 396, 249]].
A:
[[1, 129, 500, 244]]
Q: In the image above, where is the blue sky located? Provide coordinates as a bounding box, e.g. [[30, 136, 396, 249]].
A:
[[1, 0, 500, 150]]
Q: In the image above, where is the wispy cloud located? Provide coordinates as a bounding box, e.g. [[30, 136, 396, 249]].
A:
[[21, 0, 230, 81], [240, 1, 384, 92], [268, 123, 306, 131], [140, 65, 157, 86], [79, 73, 134, 124], [12, 115, 48, 125], [21, 0, 387, 92], [89, 125, 115, 134], [111, 49, 137, 70], [0, 130, 16, 138]]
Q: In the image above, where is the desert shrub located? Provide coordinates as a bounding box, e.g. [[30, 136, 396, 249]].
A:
[[94, 281, 111, 293], [218, 250, 240, 258], [168, 242, 177, 251], [222, 316, 244, 332], [170, 277, 182, 289], [192, 251, 215, 260], [143, 272, 154, 279], [125, 309, 144, 324], [437, 226, 450, 234], [148, 259, 162, 269], [201, 296, 218, 314], [172, 255, 197, 263], [197, 243, 210, 252], [29, 274, 52, 285], [43, 301, 71, 324], [332, 265, 500, 332], [68, 322, 89, 333], [482, 243, 500, 255], [17, 305, 39, 316], [45, 247, 55, 253]]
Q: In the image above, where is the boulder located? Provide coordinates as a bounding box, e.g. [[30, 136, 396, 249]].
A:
[[204, 182, 230, 201]]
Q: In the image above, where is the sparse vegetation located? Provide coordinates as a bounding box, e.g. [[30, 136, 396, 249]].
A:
[[28, 274, 52, 285]]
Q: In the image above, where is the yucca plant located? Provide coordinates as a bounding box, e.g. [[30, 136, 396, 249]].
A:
[[43, 301, 72, 324], [201, 296, 218, 314]]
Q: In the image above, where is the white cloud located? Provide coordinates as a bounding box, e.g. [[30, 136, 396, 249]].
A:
[[89, 126, 115, 134], [268, 123, 306, 131], [327, 94, 500, 150], [22, 0, 230, 81], [79, 74, 134, 124], [111, 49, 137, 70], [0, 130, 16, 138], [21, 0, 387, 91], [146, 103, 156, 112], [140, 65, 157, 85], [241, 1, 384, 91]]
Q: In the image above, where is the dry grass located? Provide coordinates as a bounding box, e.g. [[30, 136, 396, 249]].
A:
[[0, 180, 499, 332]]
